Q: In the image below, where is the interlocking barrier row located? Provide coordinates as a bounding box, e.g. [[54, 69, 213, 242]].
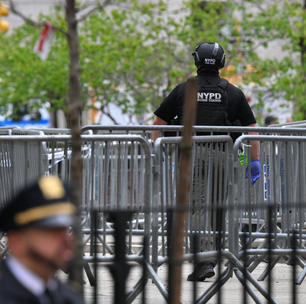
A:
[[1, 125, 306, 303]]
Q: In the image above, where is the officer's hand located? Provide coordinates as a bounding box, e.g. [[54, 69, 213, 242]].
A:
[[245, 160, 261, 185]]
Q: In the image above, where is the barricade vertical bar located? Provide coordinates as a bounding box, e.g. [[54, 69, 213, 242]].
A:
[[292, 230, 297, 304], [121, 141, 128, 209], [193, 143, 199, 249], [152, 154, 159, 272], [51, 141, 55, 176], [137, 145, 145, 229], [93, 142, 99, 212], [280, 141, 287, 233], [291, 143, 298, 229], [165, 144, 170, 207], [243, 233, 247, 304], [102, 142, 110, 256], [117, 142, 121, 209], [268, 204, 273, 304], [187, 146, 194, 254], [172, 144, 178, 208], [287, 143, 294, 228], [135, 143, 140, 220], [90, 141, 95, 211], [143, 138, 152, 263], [91, 208, 98, 304], [226, 136, 235, 258], [192, 233, 198, 304], [212, 145, 218, 250], [25, 141, 29, 183], [63, 141, 69, 183], [285, 142, 291, 249], [130, 141, 135, 211], [167, 208, 173, 304], [272, 141, 278, 250], [108, 211, 132, 304], [161, 144, 166, 257], [299, 143, 305, 248], [112, 142, 118, 208], [217, 204, 223, 304], [128, 142, 135, 253], [11, 141, 17, 195], [81, 144, 87, 215], [199, 144, 205, 253], [142, 234, 148, 304], [258, 141, 265, 231], [206, 146, 213, 252]]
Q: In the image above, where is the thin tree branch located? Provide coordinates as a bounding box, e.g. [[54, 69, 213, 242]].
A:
[[75, 3, 88, 13], [102, 104, 119, 125], [9, 0, 68, 37], [76, 0, 112, 23], [253, 0, 264, 12]]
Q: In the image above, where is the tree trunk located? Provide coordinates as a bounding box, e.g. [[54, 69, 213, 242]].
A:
[[66, 0, 84, 294], [168, 77, 198, 304]]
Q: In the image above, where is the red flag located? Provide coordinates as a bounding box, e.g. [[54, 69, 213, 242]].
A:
[[33, 22, 54, 61]]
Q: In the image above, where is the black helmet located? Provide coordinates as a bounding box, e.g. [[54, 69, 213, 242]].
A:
[[192, 42, 226, 69]]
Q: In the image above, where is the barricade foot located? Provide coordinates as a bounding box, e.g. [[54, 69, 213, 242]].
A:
[[196, 266, 232, 304], [234, 268, 264, 304]]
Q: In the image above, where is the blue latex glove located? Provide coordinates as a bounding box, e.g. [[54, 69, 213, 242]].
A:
[[245, 160, 261, 185]]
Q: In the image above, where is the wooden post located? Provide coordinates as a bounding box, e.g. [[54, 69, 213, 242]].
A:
[[169, 77, 198, 304]]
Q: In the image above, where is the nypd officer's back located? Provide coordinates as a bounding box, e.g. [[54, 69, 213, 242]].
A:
[[152, 42, 260, 282], [0, 175, 85, 304]]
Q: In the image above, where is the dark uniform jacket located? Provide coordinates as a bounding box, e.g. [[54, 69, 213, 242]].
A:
[[0, 260, 85, 304], [154, 69, 256, 127]]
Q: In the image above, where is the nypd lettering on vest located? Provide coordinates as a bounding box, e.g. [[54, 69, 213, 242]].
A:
[[197, 92, 222, 102]]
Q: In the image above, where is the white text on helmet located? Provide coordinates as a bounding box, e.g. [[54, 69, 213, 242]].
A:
[[204, 58, 216, 65]]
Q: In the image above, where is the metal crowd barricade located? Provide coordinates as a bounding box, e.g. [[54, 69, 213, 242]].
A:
[[0, 134, 153, 302], [269, 120, 306, 128], [81, 124, 306, 138], [150, 135, 238, 303], [2, 126, 306, 303], [0, 130, 49, 206], [233, 135, 306, 299], [79, 134, 152, 302], [79, 134, 152, 247], [151, 134, 282, 304]]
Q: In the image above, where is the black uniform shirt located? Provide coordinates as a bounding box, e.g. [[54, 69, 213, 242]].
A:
[[154, 70, 256, 127], [0, 260, 85, 304]]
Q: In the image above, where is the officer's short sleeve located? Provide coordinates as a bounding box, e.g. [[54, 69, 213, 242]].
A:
[[154, 85, 181, 123], [236, 89, 257, 126]]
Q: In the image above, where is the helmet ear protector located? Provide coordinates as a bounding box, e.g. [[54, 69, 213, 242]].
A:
[[192, 42, 226, 69]]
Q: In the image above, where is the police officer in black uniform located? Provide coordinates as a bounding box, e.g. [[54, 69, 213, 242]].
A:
[[152, 42, 260, 281], [0, 175, 85, 304]]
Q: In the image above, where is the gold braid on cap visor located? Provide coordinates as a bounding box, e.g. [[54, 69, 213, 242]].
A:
[[14, 203, 76, 226]]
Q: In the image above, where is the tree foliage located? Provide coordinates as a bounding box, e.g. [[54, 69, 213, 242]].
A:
[[0, 7, 69, 120], [238, 0, 306, 121], [0, 0, 239, 125], [2, 0, 306, 125]]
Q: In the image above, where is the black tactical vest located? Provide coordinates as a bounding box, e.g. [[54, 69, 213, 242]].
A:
[[165, 78, 234, 137], [195, 78, 230, 126]]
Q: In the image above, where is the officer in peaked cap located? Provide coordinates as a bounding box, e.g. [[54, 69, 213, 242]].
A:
[[0, 175, 85, 304]]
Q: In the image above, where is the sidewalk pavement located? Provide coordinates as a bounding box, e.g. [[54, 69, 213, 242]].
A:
[[59, 259, 306, 304]]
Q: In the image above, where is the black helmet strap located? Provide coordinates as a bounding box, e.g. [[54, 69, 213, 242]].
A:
[[211, 43, 219, 56]]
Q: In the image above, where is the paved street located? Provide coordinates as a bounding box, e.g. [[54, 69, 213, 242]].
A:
[[59, 259, 306, 304]]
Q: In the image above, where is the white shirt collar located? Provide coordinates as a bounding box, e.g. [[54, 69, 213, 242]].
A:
[[6, 256, 57, 296]]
